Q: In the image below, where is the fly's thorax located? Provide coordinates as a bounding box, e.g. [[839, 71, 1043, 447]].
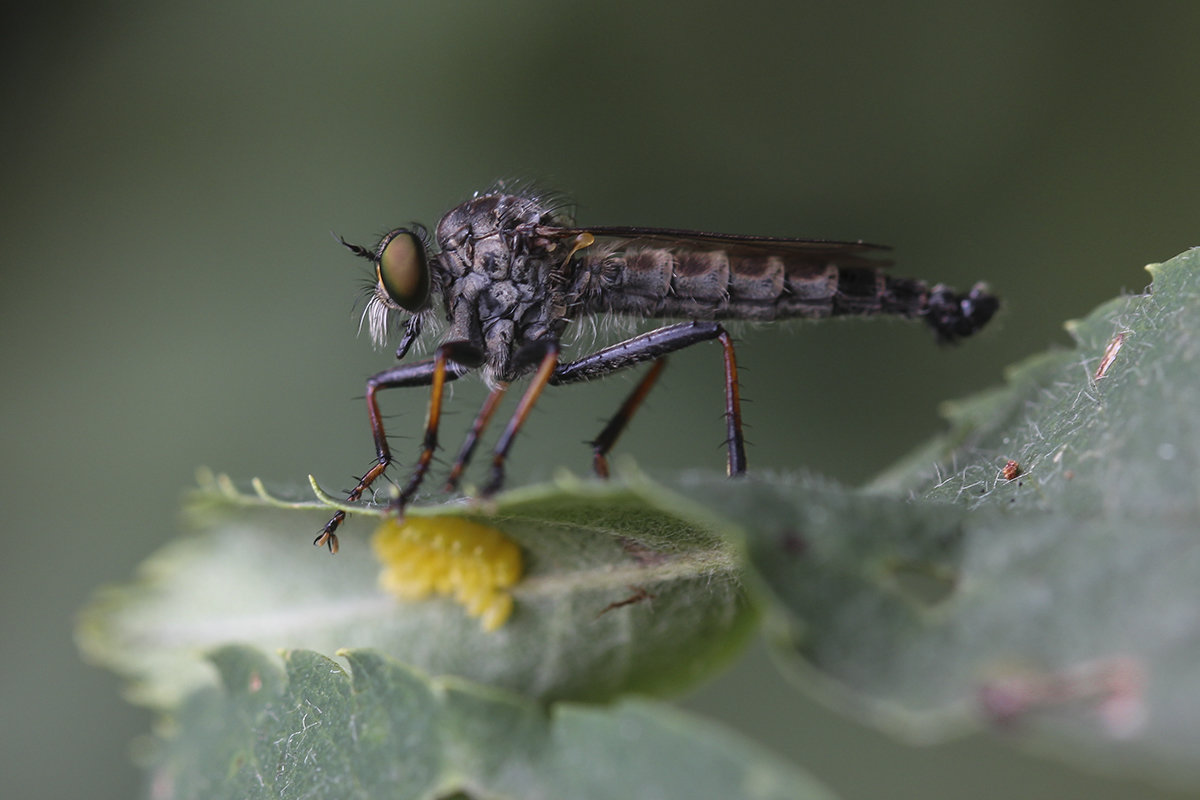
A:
[[433, 192, 573, 383], [434, 192, 571, 274]]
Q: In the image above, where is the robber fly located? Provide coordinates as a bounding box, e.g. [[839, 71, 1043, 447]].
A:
[[314, 187, 998, 552]]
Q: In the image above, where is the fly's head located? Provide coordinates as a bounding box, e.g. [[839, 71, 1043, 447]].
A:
[[339, 225, 438, 359], [342, 190, 574, 373]]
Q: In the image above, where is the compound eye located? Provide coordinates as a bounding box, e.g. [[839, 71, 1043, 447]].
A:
[[377, 229, 430, 312]]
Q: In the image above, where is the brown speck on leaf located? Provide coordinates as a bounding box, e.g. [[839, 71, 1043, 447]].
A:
[[1095, 331, 1127, 380], [1001, 460, 1021, 481], [597, 586, 655, 617], [779, 529, 807, 556]]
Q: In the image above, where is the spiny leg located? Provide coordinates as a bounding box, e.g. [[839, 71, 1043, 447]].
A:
[[314, 360, 439, 553], [391, 341, 483, 510], [551, 321, 747, 476], [589, 358, 667, 479], [314, 342, 477, 553], [482, 340, 560, 497], [444, 385, 508, 492], [440, 235, 598, 495], [716, 328, 746, 476]]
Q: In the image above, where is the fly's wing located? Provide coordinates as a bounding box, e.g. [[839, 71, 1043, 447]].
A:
[[536, 224, 893, 269]]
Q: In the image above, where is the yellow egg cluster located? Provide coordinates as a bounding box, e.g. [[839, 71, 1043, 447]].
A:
[[371, 516, 523, 631]]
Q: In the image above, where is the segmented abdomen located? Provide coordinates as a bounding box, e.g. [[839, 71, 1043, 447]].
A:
[[581, 248, 932, 322]]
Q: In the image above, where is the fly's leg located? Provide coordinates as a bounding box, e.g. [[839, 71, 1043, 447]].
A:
[[588, 359, 667, 478], [551, 321, 747, 477], [718, 328, 746, 475], [481, 340, 560, 497], [314, 359, 441, 553], [392, 341, 484, 509], [444, 385, 508, 492], [314, 341, 478, 553]]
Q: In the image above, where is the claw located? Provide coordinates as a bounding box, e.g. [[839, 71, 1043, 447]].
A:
[[313, 530, 339, 554], [314, 511, 343, 554]]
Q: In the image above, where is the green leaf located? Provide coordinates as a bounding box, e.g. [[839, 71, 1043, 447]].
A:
[[664, 249, 1200, 783], [78, 473, 757, 708], [80, 248, 1200, 788], [152, 645, 836, 800]]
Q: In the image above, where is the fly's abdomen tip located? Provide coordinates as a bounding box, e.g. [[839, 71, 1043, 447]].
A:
[[925, 282, 1000, 343]]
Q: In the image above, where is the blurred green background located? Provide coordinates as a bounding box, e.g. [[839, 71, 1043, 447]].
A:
[[4, 2, 1197, 798]]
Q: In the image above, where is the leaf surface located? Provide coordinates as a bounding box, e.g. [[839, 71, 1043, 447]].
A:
[[78, 475, 756, 708], [150, 646, 836, 800], [79, 249, 1200, 787], [664, 250, 1200, 782]]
